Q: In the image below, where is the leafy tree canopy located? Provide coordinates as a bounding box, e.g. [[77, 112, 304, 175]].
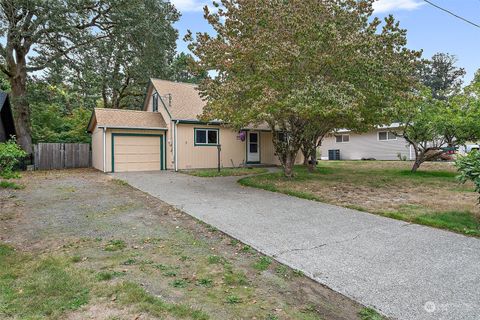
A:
[[187, 0, 421, 176]]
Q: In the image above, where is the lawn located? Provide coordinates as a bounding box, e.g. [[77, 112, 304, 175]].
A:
[[239, 161, 480, 236], [0, 169, 381, 320], [183, 167, 268, 177]]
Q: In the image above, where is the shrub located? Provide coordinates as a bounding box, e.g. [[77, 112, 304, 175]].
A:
[[455, 151, 480, 202], [0, 138, 27, 178]]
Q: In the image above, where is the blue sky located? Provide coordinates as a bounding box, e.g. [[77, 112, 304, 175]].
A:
[[171, 0, 480, 84]]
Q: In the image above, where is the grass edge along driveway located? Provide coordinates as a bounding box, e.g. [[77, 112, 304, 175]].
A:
[[238, 161, 480, 237]]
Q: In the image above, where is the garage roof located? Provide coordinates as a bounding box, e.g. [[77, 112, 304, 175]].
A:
[[87, 108, 167, 133]]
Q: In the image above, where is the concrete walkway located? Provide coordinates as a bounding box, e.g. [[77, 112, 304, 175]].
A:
[[113, 171, 480, 320]]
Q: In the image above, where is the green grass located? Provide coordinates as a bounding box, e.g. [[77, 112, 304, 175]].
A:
[[239, 162, 480, 237], [225, 295, 242, 304], [105, 239, 127, 251], [413, 211, 480, 236], [0, 244, 90, 319], [359, 307, 386, 320], [0, 242, 209, 320], [104, 281, 208, 319], [183, 167, 268, 177], [253, 256, 272, 271], [0, 180, 24, 189]]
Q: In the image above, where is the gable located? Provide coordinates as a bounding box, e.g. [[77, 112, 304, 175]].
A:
[[144, 79, 206, 121]]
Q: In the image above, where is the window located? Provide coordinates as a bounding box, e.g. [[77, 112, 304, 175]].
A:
[[378, 131, 397, 141], [335, 134, 349, 143], [195, 128, 218, 145], [152, 93, 158, 112]]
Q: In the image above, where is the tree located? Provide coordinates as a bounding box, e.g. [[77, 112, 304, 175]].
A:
[[394, 90, 447, 172], [395, 55, 477, 172], [67, 0, 180, 109], [187, 0, 420, 176], [170, 52, 208, 84], [419, 53, 466, 100], [0, 0, 118, 153]]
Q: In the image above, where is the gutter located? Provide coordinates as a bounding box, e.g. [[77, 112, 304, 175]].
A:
[[97, 126, 168, 131], [102, 127, 106, 173], [173, 120, 179, 171]]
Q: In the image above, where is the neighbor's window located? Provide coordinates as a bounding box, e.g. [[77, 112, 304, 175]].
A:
[[378, 131, 396, 141], [195, 128, 218, 145], [335, 134, 350, 143], [152, 93, 158, 112]]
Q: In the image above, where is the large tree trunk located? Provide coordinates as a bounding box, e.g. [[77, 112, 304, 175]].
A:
[[9, 68, 33, 154], [306, 147, 317, 173], [411, 158, 422, 172], [284, 152, 295, 178], [301, 148, 309, 165]]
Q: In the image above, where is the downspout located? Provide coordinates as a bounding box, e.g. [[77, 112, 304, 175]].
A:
[[174, 120, 179, 172], [102, 127, 106, 172]]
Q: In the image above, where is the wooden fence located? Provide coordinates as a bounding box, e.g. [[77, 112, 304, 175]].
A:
[[34, 143, 91, 170]]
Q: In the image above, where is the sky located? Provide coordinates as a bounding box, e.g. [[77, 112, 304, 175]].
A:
[[171, 0, 480, 84]]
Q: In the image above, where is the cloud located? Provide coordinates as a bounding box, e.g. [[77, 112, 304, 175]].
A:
[[373, 0, 424, 13], [170, 0, 207, 12]]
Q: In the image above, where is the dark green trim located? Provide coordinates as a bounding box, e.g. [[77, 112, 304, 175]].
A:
[[177, 119, 223, 125], [194, 128, 220, 146], [104, 127, 167, 131], [246, 131, 261, 164], [111, 133, 165, 173], [158, 92, 172, 118]]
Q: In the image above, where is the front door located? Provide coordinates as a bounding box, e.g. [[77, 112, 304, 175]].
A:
[[247, 132, 260, 163]]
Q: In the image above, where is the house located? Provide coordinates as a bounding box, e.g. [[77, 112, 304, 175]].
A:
[[319, 123, 413, 161], [0, 92, 16, 142], [87, 79, 302, 172]]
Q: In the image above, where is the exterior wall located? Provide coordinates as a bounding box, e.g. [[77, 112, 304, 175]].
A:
[[176, 124, 245, 169], [145, 85, 174, 169], [175, 125, 303, 170], [319, 130, 412, 161], [104, 128, 166, 172], [91, 127, 104, 171]]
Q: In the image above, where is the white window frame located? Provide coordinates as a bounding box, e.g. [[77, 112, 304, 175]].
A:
[[335, 134, 350, 143], [378, 131, 397, 141]]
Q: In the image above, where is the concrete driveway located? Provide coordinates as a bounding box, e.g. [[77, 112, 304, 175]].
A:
[[113, 171, 480, 320]]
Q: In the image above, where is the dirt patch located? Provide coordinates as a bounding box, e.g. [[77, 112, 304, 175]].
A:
[[0, 169, 369, 320]]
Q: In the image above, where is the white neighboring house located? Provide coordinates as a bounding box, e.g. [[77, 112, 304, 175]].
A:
[[319, 123, 414, 161]]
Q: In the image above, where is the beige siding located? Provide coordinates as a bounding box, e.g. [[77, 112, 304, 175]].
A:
[[91, 127, 104, 171], [145, 85, 174, 169], [175, 126, 303, 169], [319, 130, 412, 160], [176, 124, 245, 169]]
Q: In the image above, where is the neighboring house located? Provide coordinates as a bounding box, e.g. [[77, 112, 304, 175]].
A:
[[0, 92, 16, 142], [87, 79, 302, 172], [319, 124, 413, 161]]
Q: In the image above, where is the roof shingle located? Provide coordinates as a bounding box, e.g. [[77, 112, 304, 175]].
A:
[[88, 108, 167, 132], [150, 79, 206, 121]]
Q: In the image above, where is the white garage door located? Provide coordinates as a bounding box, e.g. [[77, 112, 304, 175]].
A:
[[113, 134, 163, 172]]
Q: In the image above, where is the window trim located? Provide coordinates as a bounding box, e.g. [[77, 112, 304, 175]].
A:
[[335, 134, 350, 143], [378, 131, 397, 141], [194, 128, 219, 146]]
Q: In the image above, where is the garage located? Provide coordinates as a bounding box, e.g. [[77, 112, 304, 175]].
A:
[[112, 133, 164, 172]]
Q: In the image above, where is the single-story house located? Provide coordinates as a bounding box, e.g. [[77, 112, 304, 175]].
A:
[[0, 92, 16, 142], [87, 79, 302, 172], [319, 123, 414, 161]]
